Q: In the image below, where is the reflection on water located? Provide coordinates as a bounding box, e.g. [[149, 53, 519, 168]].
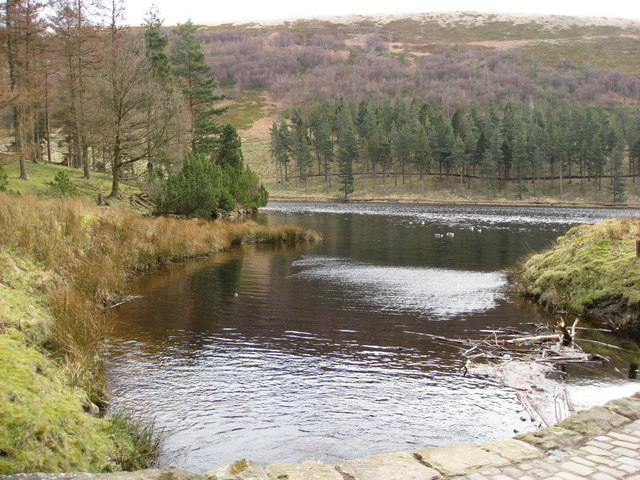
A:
[[107, 203, 640, 472], [290, 256, 507, 318]]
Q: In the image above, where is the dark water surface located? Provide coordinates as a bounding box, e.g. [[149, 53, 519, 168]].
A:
[[107, 203, 640, 472]]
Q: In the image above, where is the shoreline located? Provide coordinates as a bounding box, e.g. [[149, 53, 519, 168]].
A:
[[3, 393, 639, 480], [0, 193, 319, 474], [516, 217, 640, 335], [268, 193, 640, 210]]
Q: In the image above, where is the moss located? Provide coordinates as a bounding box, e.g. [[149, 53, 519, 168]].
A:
[[229, 459, 248, 475], [0, 250, 159, 473], [517, 218, 640, 331], [0, 328, 111, 473]]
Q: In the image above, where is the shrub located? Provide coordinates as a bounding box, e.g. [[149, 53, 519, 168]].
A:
[[0, 165, 7, 191], [156, 153, 225, 217], [49, 171, 79, 196], [156, 152, 269, 217]]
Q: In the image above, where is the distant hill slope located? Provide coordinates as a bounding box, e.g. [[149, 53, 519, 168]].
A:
[[197, 12, 640, 201], [204, 11, 640, 132]]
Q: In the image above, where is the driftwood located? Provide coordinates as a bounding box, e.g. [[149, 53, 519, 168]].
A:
[[415, 321, 609, 428]]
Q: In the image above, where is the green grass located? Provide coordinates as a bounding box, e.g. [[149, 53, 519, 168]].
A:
[[517, 218, 640, 332], [221, 89, 272, 131], [2, 161, 142, 208], [0, 251, 156, 473], [241, 138, 275, 180], [251, 168, 640, 207]]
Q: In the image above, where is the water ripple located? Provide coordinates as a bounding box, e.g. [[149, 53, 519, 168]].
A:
[[291, 256, 506, 318]]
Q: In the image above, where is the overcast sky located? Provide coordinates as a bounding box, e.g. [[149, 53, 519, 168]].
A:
[[124, 0, 640, 26]]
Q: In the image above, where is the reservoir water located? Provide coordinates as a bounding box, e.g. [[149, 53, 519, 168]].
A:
[[107, 203, 640, 472]]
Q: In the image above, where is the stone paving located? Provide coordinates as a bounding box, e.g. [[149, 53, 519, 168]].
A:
[[2, 394, 639, 480], [456, 419, 640, 480]]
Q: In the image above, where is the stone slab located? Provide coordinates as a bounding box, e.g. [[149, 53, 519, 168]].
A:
[[516, 426, 585, 451], [414, 444, 509, 476], [480, 439, 543, 462], [556, 406, 629, 436], [604, 396, 640, 421], [336, 451, 440, 480], [206, 460, 269, 480], [266, 461, 342, 480]]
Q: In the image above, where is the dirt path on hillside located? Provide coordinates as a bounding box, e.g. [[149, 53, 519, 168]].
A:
[[243, 91, 284, 140]]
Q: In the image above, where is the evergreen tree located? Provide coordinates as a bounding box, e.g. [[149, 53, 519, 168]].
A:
[[368, 121, 391, 194], [269, 120, 291, 182], [429, 110, 454, 180], [144, 7, 171, 86], [609, 145, 626, 203], [512, 129, 529, 200], [630, 138, 640, 184], [480, 129, 502, 194], [309, 107, 334, 190], [450, 136, 466, 188], [216, 124, 244, 171], [290, 113, 313, 190], [171, 20, 226, 155], [336, 108, 358, 198]]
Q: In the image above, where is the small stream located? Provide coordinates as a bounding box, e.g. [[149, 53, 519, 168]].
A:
[[107, 203, 640, 472]]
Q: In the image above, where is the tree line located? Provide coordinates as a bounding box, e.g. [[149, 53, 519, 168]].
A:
[[270, 98, 640, 201], [1, 1, 267, 214]]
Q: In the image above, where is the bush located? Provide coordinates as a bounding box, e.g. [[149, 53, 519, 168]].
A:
[[156, 153, 225, 217], [49, 171, 79, 196], [156, 152, 269, 217], [0, 165, 7, 191]]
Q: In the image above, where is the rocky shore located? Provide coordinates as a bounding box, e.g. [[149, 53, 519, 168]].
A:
[[3, 393, 638, 480]]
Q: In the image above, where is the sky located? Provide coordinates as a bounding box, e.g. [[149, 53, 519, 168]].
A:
[[124, 0, 640, 26]]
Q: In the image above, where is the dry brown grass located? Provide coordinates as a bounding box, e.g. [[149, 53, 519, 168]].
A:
[[0, 192, 318, 390]]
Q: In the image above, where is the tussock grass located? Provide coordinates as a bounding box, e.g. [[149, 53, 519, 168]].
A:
[[517, 218, 640, 331], [0, 192, 318, 472], [0, 192, 318, 386], [107, 409, 164, 471]]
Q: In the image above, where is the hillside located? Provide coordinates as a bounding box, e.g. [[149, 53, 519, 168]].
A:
[[196, 12, 640, 203]]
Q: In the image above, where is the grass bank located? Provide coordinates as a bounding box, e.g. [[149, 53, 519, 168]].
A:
[[0, 192, 319, 473], [516, 218, 640, 333], [1, 160, 142, 206]]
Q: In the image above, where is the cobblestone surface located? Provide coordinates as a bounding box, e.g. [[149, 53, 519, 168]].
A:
[[455, 419, 640, 480]]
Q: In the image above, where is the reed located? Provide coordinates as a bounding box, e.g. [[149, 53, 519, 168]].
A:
[[0, 191, 318, 395], [0, 192, 318, 472]]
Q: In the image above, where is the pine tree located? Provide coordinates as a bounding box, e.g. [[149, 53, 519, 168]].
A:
[[368, 122, 391, 194], [290, 114, 313, 190], [269, 120, 291, 182], [450, 136, 466, 188], [309, 106, 334, 190], [336, 109, 358, 198], [481, 129, 502, 194], [512, 129, 529, 200], [216, 124, 244, 171], [171, 20, 226, 155], [144, 6, 171, 86], [609, 145, 626, 203]]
